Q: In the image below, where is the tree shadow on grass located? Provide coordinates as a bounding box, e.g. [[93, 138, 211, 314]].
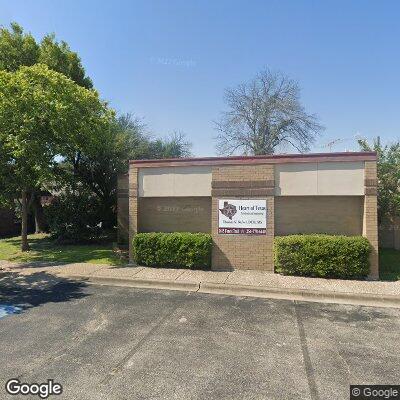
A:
[[0, 270, 89, 314]]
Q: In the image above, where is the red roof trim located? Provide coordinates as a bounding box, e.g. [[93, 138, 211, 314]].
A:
[[129, 151, 377, 168]]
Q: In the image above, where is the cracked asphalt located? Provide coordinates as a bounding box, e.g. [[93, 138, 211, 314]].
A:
[[0, 281, 399, 399]]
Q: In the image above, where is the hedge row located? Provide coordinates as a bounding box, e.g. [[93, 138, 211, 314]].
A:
[[132, 232, 371, 279], [274, 234, 371, 279], [132, 232, 212, 269]]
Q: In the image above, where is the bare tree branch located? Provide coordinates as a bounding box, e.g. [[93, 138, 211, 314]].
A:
[[214, 68, 324, 155]]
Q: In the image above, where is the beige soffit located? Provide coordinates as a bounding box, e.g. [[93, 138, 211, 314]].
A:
[[275, 161, 365, 196], [138, 166, 212, 197]]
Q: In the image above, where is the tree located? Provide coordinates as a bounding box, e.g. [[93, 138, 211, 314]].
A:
[[145, 131, 192, 159], [0, 22, 92, 87], [38, 34, 92, 89], [0, 22, 94, 232], [0, 64, 112, 250], [59, 114, 192, 230], [215, 68, 323, 155], [358, 137, 400, 223], [0, 23, 191, 241], [0, 22, 38, 71]]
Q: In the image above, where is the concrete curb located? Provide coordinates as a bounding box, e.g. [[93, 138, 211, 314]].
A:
[[199, 282, 400, 308], [61, 274, 400, 309], [64, 274, 200, 292]]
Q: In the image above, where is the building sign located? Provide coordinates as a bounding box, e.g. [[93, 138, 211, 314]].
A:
[[218, 199, 267, 235]]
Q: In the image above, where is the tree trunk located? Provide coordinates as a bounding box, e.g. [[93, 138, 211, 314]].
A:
[[33, 195, 47, 233], [21, 189, 30, 251]]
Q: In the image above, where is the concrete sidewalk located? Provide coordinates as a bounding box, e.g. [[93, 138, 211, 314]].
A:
[[1, 260, 400, 308]]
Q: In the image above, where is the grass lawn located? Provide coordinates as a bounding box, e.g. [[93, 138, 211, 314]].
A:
[[379, 248, 400, 281], [0, 234, 124, 265]]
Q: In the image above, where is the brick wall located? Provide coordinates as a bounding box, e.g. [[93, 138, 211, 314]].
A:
[[211, 165, 274, 271], [275, 196, 364, 236], [128, 158, 379, 275], [363, 161, 379, 278], [138, 197, 211, 233], [117, 174, 129, 245], [128, 166, 138, 260]]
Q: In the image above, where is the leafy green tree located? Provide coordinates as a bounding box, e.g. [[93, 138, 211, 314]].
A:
[[0, 22, 38, 71], [0, 64, 112, 250], [0, 22, 191, 241], [145, 131, 192, 159], [0, 22, 94, 232], [39, 34, 92, 88], [60, 114, 192, 230], [359, 137, 400, 223], [0, 22, 91, 87], [113, 114, 191, 160]]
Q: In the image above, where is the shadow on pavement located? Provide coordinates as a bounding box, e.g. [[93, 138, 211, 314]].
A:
[[0, 270, 89, 313]]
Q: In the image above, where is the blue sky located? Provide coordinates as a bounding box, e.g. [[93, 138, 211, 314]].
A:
[[1, 0, 399, 156]]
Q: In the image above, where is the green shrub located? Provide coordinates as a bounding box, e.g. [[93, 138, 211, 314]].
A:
[[133, 232, 212, 269], [274, 234, 371, 279], [44, 189, 108, 243]]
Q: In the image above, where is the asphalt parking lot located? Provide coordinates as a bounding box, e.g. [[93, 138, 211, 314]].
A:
[[0, 277, 399, 400]]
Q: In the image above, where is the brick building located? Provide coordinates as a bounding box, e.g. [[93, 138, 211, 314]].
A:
[[118, 152, 378, 278]]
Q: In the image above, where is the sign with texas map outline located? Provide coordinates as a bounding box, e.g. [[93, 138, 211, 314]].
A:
[[218, 199, 267, 235]]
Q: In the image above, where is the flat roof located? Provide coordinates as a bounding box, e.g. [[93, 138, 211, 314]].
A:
[[129, 151, 377, 168]]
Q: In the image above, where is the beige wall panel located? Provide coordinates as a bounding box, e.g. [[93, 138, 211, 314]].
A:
[[275, 161, 364, 196], [139, 197, 211, 233], [173, 166, 212, 196], [139, 168, 174, 197], [317, 162, 364, 195], [275, 163, 317, 195], [139, 166, 212, 197], [275, 196, 364, 236]]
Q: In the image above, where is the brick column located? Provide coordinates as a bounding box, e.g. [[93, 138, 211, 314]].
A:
[[117, 174, 129, 246], [363, 161, 379, 279], [128, 165, 139, 262], [211, 164, 275, 271]]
